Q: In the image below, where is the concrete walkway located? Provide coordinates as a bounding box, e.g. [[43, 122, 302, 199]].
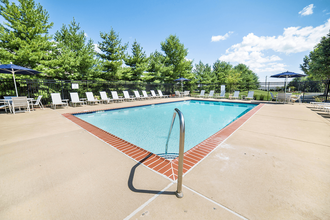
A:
[[0, 98, 329, 219]]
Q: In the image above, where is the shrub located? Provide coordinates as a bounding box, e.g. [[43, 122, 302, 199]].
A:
[[259, 94, 265, 100]]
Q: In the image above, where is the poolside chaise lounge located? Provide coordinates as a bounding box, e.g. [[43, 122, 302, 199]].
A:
[[244, 91, 254, 100], [150, 90, 160, 98], [70, 93, 85, 107], [134, 91, 147, 100], [175, 91, 182, 97], [142, 91, 152, 99], [183, 91, 190, 97], [30, 95, 44, 110], [12, 96, 30, 114], [195, 90, 205, 98], [216, 90, 226, 99], [270, 92, 276, 101], [232, 91, 240, 99], [99, 91, 113, 104], [291, 94, 302, 104], [207, 90, 214, 98], [123, 91, 135, 101], [51, 93, 68, 109], [157, 90, 169, 98], [111, 91, 125, 102], [85, 92, 99, 105]]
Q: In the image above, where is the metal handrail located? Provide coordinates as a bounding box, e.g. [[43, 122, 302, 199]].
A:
[[164, 108, 185, 198]]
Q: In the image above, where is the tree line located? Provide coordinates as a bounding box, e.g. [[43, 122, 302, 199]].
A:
[[0, 0, 259, 87]]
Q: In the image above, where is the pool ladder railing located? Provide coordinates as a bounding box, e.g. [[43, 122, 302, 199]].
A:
[[165, 108, 185, 198]]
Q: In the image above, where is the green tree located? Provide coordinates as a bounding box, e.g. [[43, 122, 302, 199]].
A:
[[144, 51, 173, 83], [193, 61, 215, 84], [233, 63, 259, 90], [48, 18, 97, 80], [124, 40, 148, 81], [0, 0, 54, 75], [213, 60, 233, 85], [161, 35, 193, 82], [98, 28, 128, 80], [225, 69, 242, 93], [300, 31, 330, 81]]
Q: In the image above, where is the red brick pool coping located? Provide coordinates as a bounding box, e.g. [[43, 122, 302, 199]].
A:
[[63, 102, 264, 181]]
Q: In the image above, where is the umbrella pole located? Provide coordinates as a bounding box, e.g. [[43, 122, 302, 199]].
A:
[[12, 70, 18, 96]]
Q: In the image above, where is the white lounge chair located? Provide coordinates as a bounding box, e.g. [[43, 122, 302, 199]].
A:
[[150, 90, 159, 98], [111, 91, 125, 102], [183, 91, 190, 97], [123, 91, 135, 101], [207, 90, 214, 98], [11, 96, 30, 114], [142, 91, 151, 99], [175, 91, 182, 97], [157, 90, 169, 98], [70, 93, 85, 107], [134, 91, 147, 100], [232, 91, 240, 99], [216, 90, 226, 99], [85, 92, 99, 105], [244, 91, 254, 100], [30, 95, 44, 110], [291, 94, 302, 104], [196, 90, 205, 98], [99, 91, 113, 104], [51, 93, 68, 109]]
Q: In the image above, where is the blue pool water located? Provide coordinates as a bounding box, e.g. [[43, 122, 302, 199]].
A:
[[74, 100, 257, 155]]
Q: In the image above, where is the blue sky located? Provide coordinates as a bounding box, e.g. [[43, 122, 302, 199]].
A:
[[4, 0, 330, 82]]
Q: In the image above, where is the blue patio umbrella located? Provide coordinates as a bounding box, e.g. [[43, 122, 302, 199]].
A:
[[174, 77, 190, 92], [0, 64, 41, 96], [271, 71, 306, 93]]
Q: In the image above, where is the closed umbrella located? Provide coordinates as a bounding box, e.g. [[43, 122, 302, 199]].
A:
[[270, 71, 306, 93], [0, 64, 41, 96], [174, 77, 190, 92]]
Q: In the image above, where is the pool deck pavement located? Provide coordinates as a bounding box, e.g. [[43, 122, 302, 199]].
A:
[[1, 97, 329, 219]]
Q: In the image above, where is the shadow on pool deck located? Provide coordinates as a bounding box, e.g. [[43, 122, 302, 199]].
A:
[[128, 153, 175, 195]]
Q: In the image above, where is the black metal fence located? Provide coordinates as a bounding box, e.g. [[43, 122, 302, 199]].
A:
[[0, 78, 329, 104]]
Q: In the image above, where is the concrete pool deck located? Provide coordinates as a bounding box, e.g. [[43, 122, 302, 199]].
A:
[[1, 98, 329, 219]]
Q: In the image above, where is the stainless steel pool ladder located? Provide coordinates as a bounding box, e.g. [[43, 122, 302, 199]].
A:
[[165, 108, 185, 198]]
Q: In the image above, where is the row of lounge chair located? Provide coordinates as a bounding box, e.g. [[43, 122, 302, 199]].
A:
[[51, 90, 171, 109], [194, 90, 254, 100], [310, 102, 330, 114]]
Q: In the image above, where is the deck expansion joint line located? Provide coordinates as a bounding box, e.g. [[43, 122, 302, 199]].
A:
[[183, 185, 248, 220]]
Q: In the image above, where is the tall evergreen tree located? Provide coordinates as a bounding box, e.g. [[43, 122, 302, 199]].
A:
[[98, 28, 128, 80], [49, 18, 97, 79], [144, 51, 173, 83], [0, 0, 54, 74], [124, 40, 148, 81], [161, 35, 193, 82]]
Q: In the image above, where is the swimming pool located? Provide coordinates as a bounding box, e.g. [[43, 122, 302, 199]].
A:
[[74, 100, 257, 156]]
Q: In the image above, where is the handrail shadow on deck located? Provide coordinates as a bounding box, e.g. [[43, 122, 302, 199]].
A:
[[128, 153, 175, 195]]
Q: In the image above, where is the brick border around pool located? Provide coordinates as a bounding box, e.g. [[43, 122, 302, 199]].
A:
[[63, 103, 264, 181]]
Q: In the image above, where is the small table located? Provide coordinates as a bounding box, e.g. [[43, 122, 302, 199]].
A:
[[0, 98, 34, 113]]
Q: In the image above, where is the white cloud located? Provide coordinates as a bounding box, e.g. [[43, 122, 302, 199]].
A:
[[219, 19, 330, 74], [84, 33, 88, 37], [211, 31, 233, 42], [93, 44, 101, 53], [299, 4, 314, 16]]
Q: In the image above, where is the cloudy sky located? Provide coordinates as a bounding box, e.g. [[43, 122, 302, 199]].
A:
[[4, 0, 330, 82]]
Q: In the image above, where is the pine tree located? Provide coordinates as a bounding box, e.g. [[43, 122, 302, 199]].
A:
[[161, 35, 193, 82], [0, 0, 54, 75], [98, 28, 128, 81], [145, 51, 173, 83], [48, 18, 97, 80], [124, 40, 148, 81]]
